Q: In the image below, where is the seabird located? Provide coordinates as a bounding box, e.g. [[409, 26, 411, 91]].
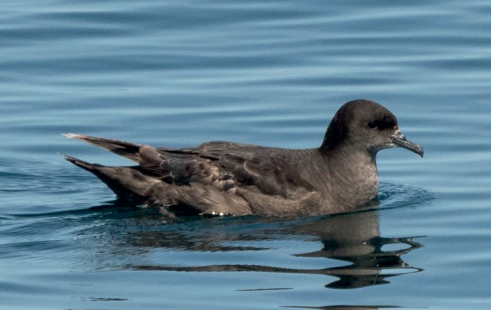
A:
[[64, 99, 423, 218]]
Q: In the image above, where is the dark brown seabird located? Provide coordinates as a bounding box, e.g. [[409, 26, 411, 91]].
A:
[[64, 99, 423, 218]]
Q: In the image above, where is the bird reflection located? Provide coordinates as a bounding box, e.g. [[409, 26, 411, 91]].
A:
[[122, 207, 423, 291], [292, 210, 423, 289], [281, 305, 401, 310]]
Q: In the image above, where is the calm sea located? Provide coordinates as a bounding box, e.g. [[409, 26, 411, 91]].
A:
[[1, 1, 491, 309]]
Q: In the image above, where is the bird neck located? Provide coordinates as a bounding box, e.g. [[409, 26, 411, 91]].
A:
[[320, 145, 379, 209]]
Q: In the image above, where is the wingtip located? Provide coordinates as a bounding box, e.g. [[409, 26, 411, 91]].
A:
[[63, 133, 82, 139]]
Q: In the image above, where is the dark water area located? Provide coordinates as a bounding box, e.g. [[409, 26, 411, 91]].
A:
[[1, 1, 491, 309]]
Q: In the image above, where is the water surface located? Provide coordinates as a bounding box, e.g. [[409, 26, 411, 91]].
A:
[[1, 1, 491, 309]]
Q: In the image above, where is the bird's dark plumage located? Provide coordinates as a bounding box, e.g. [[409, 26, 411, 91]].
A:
[[64, 100, 423, 218]]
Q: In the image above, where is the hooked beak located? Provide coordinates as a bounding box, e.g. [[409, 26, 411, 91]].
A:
[[390, 130, 424, 158]]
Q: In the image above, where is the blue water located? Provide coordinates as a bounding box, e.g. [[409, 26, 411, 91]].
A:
[[1, 0, 491, 309]]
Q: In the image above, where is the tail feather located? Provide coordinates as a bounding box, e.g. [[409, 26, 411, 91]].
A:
[[64, 155, 149, 202], [63, 134, 142, 163], [64, 155, 252, 217], [63, 155, 102, 172]]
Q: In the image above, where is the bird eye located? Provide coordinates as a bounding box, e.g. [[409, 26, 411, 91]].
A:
[[367, 121, 378, 129]]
